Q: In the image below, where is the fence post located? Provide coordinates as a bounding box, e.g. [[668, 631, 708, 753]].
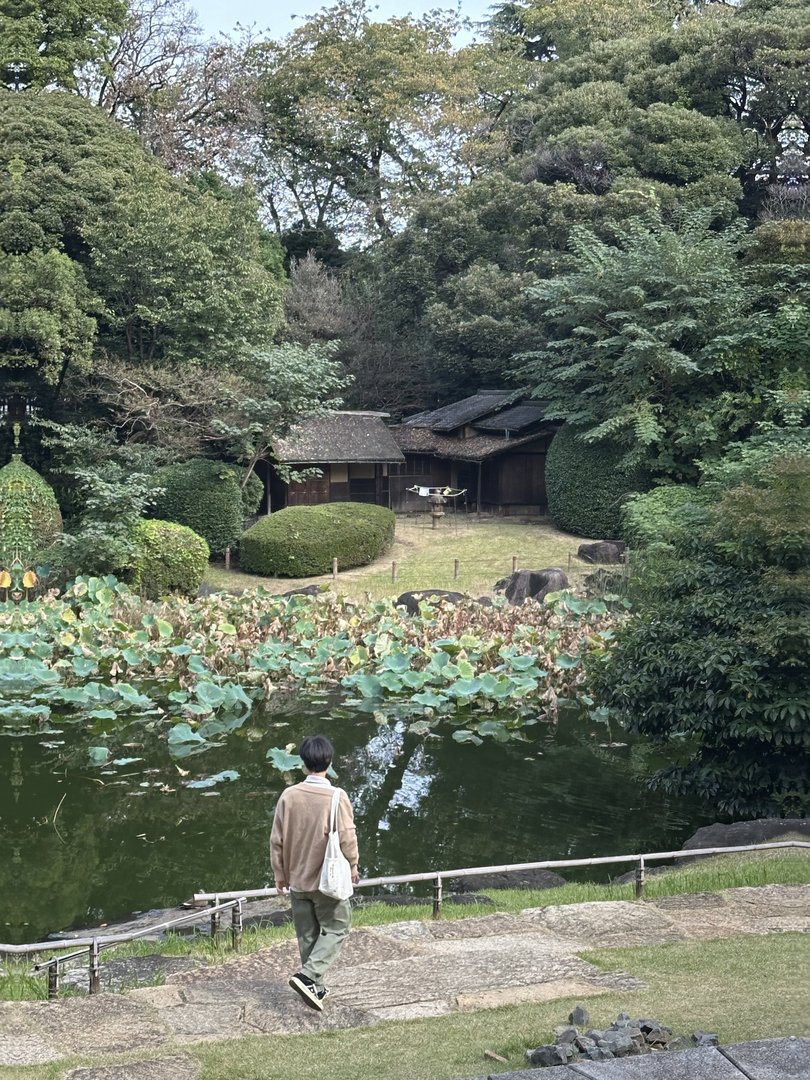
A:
[[634, 856, 645, 899], [210, 898, 221, 939], [89, 938, 100, 995], [512, 554, 518, 574], [224, 546, 231, 571], [453, 558, 460, 580], [47, 960, 60, 1000], [432, 875, 443, 920], [332, 557, 338, 581], [231, 900, 243, 951], [391, 560, 397, 583]]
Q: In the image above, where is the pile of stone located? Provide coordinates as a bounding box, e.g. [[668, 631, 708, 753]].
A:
[[525, 1007, 718, 1067]]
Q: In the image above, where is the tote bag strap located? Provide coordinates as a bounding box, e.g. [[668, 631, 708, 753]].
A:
[[328, 787, 343, 834]]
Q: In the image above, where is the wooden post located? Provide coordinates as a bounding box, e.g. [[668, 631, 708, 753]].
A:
[[231, 900, 243, 951], [512, 554, 518, 574], [47, 960, 60, 1000], [634, 857, 645, 899], [332, 558, 338, 581], [89, 938, 100, 995], [224, 546, 231, 571], [453, 558, 459, 580], [432, 875, 443, 920], [476, 462, 482, 521], [210, 899, 221, 938], [391, 561, 397, 582]]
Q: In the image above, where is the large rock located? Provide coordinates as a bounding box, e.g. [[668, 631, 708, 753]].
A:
[[395, 590, 466, 615], [496, 568, 569, 604], [451, 868, 566, 892], [577, 541, 626, 564], [681, 818, 810, 858]]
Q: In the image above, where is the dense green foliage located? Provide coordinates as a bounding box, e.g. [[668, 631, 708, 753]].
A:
[[515, 215, 764, 478], [0, 0, 126, 90], [151, 459, 245, 556], [240, 503, 395, 577], [545, 425, 648, 539], [0, 455, 62, 567], [590, 404, 810, 816], [128, 519, 209, 599]]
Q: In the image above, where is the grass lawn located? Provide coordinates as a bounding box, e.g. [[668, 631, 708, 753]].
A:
[[204, 515, 597, 600], [189, 932, 806, 1080]]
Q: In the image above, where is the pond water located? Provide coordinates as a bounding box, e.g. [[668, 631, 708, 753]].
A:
[[2, 700, 717, 944]]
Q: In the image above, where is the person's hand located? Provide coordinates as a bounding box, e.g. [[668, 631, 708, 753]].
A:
[[276, 882, 289, 896], [351, 870, 361, 884]]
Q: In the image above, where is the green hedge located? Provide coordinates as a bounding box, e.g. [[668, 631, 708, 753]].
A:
[[240, 503, 395, 577], [237, 470, 265, 518], [545, 425, 649, 539], [151, 458, 246, 556], [129, 519, 210, 599]]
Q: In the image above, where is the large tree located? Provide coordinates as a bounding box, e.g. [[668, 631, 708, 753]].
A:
[[514, 212, 767, 479], [0, 0, 126, 90], [0, 93, 285, 411], [251, 0, 478, 240]]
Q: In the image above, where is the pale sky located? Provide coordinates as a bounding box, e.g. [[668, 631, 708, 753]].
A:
[[193, 0, 493, 39]]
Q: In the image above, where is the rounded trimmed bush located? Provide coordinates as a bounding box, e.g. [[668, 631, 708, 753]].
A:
[[545, 425, 649, 539], [240, 503, 395, 577], [129, 519, 209, 598], [329, 501, 396, 547], [151, 458, 246, 556], [0, 455, 62, 564]]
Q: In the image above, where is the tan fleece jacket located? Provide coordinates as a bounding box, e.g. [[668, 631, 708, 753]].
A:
[[270, 782, 359, 892]]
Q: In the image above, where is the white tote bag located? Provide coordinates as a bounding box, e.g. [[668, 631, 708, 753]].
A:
[[319, 788, 354, 900]]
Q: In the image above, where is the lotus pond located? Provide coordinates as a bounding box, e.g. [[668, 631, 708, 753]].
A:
[[1, 581, 717, 943]]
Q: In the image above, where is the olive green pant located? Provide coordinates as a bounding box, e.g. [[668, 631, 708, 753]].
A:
[[290, 889, 352, 991]]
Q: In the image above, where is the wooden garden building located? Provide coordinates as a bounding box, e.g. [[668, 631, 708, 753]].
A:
[[267, 412, 405, 511], [388, 391, 557, 515]]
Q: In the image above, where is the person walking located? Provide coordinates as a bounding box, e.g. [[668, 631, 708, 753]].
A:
[[270, 735, 360, 1011]]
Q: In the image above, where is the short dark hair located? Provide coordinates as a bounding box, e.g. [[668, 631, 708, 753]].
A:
[[299, 735, 334, 773]]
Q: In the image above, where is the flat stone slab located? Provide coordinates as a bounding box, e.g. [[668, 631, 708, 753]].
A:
[[456, 979, 607, 1012], [569, 1046, 747, 1078], [27, 996, 170, 1057], [0, 1033, 65, 1066], [62, 1054, 201, 1079], [720, 1036, 810, 1078], [158, 1003, 243, 1038], [522, 901, 688, 947]]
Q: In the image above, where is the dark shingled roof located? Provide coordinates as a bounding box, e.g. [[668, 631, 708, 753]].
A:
[[473, 401, 549, 434], [274, 413, 405, 465], [403, 391, 515, 432], [390, 425, 546, 462]]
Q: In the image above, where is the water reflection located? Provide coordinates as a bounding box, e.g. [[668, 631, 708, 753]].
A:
[[0, 702, 716, 944]]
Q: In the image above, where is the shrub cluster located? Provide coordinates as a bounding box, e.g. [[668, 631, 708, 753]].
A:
[[545, 425, 649, 540], [151, 458, 250, 556], [240, 502, 395, 577], [128, 519, 209, 599]]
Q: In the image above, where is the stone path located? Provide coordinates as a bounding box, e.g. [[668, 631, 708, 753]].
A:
[[1, 885, 807, 1077]]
